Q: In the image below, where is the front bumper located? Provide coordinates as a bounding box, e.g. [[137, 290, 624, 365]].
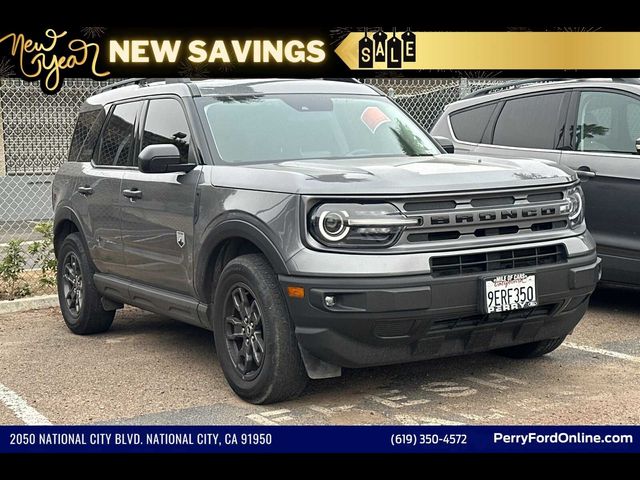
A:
[[280, 250, 601, 369]]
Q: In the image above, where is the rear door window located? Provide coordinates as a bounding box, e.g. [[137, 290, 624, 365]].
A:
[[95, 101, 142, 167], [492, 93, 565, 149]]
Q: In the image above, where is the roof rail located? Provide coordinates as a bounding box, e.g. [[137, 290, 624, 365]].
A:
[[95, 78, 146, 93], [320, 78, 361, 83], [464, 78, 572, 98], [464, 77, 640, 99], [613, 77, 640, 84], [94, 78, 199, 96]]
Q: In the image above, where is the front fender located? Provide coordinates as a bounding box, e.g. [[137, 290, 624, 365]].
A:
[[194, 213, 290, 301]]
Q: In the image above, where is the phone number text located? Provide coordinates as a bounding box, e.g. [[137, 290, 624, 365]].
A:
[[390, 433, 468, 447]]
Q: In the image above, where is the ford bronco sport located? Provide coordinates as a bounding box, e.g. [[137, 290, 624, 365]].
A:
[[53, 78, 601, 404]]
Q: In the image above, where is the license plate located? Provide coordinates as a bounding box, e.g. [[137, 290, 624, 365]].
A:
[[484, 273, 537, 313]]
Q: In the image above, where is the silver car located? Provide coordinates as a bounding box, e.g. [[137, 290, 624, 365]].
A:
[[433, 78, 640, 287]]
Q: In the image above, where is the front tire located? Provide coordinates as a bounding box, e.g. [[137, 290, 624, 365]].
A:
[[213, 254, 308, 404], [57, 233, 114, 335], [494, 336, 567, 359]]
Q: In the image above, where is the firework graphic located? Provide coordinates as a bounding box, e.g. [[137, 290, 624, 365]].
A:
[[178, 61, 210, 78], [329, 27, 370, 45], [373, 71, 406, 78], [81, 27, 107, 39], [553, 26, 602, 32], [217, 62, 236, 73], [0, 57, 14, 77], [456, 71, 502, 79], [507, 27, 602, 32]]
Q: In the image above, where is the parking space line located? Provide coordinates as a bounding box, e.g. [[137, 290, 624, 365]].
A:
[[247, 409, 293, 425], [395, 414, 465, 426], [260, 408, 290, 417], [563, 342, 640, 364], [0, 383, 51, 425]]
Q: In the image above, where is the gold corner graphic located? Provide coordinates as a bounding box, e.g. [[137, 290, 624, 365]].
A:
[[0, 29, 109, 94], [336, 31, 640, 70]]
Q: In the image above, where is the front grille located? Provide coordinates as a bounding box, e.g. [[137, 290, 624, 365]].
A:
[[470, 195, 515, 207], [395, 186, 571, 248], [431, 304, 556, 331], [430, 245, 566, 278], [406, 221, 568, 242], [404, 200, 456, 212], [527, 191, 563, 203]]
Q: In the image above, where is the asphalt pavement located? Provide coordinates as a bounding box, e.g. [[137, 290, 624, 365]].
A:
[[0, 287, 638, 425]]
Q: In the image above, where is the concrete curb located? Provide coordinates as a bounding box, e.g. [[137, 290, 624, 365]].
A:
[[0, 295, 58, 315]]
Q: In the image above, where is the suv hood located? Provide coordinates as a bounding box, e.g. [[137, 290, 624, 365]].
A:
[[210, 154, 575, 195]]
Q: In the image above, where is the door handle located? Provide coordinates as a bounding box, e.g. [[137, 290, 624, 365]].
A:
[[77, 186, 93, 195], [122, 188, 142, 200], [576, 166, 596, 178]]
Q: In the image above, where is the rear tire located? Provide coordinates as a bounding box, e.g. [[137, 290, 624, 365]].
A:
[[213, 254, 308, 404], [494, 336, 567, 359], [57, 233, 114, 335]]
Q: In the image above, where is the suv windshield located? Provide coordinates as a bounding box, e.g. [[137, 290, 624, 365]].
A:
[[200, 94, 440, 164]]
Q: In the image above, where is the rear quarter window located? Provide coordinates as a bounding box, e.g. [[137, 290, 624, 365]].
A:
[[67, 106, 106, 162], [449, 103, 496, 143]]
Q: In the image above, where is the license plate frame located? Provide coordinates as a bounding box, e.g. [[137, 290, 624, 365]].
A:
[[482, 273, 537, 314]]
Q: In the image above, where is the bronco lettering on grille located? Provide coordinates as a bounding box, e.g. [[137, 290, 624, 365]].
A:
[[430, 206, 558, 226]]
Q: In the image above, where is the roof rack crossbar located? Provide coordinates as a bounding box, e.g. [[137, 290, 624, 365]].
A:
[[95, 78, 195, 95], [464, 78, 571, 98], [464, 77, 640, 99]]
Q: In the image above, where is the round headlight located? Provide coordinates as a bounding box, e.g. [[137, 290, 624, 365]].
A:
[[318, 210, 350, 241], [309, 203, 412, 248], [565, 186, 585, 228], [568, 188, 583, 221]]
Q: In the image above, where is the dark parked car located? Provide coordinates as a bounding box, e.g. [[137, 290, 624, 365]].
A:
[[432, 78, 640, 286], [53, 78, 600, 404]]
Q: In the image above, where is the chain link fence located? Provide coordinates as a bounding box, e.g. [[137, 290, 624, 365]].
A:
[[0, 79, 116, 299], [363, 78, 504, 130], [0, 77, 504, 299]]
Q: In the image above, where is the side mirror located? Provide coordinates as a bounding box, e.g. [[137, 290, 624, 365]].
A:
[[138, 144, 196, 174], [636, 137, 640, 154], [432, 136, 454, 154]]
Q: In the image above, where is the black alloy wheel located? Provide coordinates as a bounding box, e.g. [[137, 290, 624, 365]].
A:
[[61, 251, 83, 316], [212, 253, 308, 404], [57, 233, 115, 335], [223, 283, 266, 381]]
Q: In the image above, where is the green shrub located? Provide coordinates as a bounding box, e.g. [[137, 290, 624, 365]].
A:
[[28, 221, 57, 287], [0, 239, 31, 300]]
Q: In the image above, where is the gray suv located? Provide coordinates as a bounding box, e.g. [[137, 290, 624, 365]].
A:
[[53, 78, 600, 404], [432, 78, 640, 287]]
